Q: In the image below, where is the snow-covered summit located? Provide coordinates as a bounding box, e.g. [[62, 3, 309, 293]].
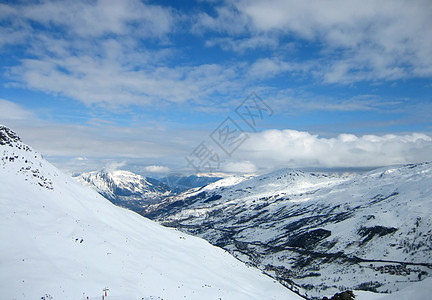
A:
[[0, 126, 301, 300], [79, 169, 160, 194], [76, 169, 170, 210]]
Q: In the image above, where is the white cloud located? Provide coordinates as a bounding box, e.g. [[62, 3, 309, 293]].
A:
[[16, 124, 194, 159], [248, 57, 311, 79], [249, 58, 289, 79], [20, 0, 174, 38], [193, 5, 248, 35], [223, 161, 257, 174], [235, 129, 432, 169], [205, 35, 280, 53], [0, 99, 35, 120], [202, 0, 432, 82], [10, 57, 242, 106], [9, 122, 201, 174], [103, 161, 127, 173], [144, 165, 170, 173]]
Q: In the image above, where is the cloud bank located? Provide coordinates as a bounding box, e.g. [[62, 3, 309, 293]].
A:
[[26, 125, 431, 173], [237, 130, 432, 170], [223, 161, 257, 174], [144, 165, 170, 173], [2, 99, 431, 173]]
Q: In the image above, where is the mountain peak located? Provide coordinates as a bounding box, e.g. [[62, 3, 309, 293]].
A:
[[0, 125, 22, 146], [76, 169, 171, 211]]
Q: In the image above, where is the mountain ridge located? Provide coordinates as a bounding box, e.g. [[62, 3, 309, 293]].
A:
[[76, 169, 171, 210], [142, 162, 432, 299]]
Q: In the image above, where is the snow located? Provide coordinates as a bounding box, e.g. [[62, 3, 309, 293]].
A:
[[0, 126, 301, 300], [202, 175, 250, 191], [77, 169, 170, 200], [354, 277, 432, 300], [145, 163, 432, 299], [377, 277, 432, 299]]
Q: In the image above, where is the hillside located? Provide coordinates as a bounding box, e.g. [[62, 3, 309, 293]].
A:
[[0, 125, 301, 300], [143, 165, 432, 299]]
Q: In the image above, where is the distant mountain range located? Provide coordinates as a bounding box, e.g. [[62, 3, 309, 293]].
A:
[[75, 170, 223, 211], [75, 170, 171, 210], [160, 173, 224, 193], [142, 165, 432, 299]]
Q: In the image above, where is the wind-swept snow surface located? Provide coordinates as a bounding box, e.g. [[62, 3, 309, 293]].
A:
[[0, 126, 301, 300]]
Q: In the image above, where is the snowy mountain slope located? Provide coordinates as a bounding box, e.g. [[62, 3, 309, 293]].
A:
[[76, 170, 171, 211], [0, 126, 302, 300], [143, 166, 432, 299], [171, 170, 340, 202], [157, 175, 251, 204]]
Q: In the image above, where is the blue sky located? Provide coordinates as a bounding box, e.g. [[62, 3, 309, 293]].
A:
[[1, 0, 432, 175]]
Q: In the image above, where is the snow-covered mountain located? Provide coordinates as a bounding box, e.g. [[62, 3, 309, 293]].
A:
[[160, 173, 225, 193], [76, 170, 171, 211], [75, 170, 239, 212], [142, 166, 432, 299], [0, 125, 302, 300]]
